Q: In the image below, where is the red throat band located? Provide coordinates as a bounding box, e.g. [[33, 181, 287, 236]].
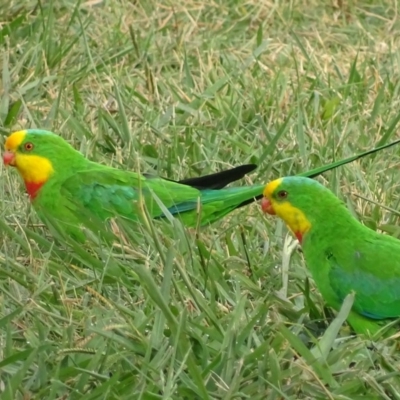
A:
[[295, 231, 303, 244], [25, 181, 45, 200]]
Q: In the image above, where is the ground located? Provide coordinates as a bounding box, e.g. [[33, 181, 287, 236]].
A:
[[1, 0, 400, 399]]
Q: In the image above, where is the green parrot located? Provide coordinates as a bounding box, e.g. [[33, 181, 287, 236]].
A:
[[3, 129, 400, 242], [262, 176, 400, 336], [3, 129, 265, 240]]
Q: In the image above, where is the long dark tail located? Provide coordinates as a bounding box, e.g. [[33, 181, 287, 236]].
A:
[[177, 164, 257, 189]]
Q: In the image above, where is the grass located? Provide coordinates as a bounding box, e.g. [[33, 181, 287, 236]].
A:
[[1, 0, 400, 398]]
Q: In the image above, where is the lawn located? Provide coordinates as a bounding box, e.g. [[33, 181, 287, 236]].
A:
[[1, 0, 400, 398]]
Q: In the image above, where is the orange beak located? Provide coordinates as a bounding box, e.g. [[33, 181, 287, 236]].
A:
[[3, 151, 16, 166], [261, 198, 276, 215]]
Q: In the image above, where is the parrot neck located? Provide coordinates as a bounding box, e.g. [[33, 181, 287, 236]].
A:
[[273, 201, 311, 243], [11, 153, 54, 200], [25, 180, 46, 200], [301, 206, 362, 248], [15, 152, 89, 201], [295, 231, 305, 243]]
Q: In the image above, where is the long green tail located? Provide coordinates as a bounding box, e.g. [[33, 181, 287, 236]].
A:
[[300, 138, 400, 178]]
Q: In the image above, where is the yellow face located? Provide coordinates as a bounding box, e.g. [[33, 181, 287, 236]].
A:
[[4, 130, 54, 184], [262, 178, 311, 242]]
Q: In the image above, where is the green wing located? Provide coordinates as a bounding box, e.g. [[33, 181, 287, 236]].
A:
[[327, 234, 400, 319], [60, 166, 264, 227]]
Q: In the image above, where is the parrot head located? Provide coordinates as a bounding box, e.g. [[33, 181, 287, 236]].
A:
[[3, 129, 83, 199], [261, 176, 342, 243]]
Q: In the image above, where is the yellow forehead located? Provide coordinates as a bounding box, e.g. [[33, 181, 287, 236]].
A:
[[5, 130, 26, 151], [263, 178, 283, 198]]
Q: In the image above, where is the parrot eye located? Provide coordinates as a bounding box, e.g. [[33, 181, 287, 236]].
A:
[[277, 190, 288, 199], [24, 142, 34, 151]]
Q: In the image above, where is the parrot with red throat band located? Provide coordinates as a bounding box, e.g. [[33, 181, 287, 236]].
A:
[[262, 176, 400, 336], [3, 129, 400, 242], [3, 129, 264, 240]]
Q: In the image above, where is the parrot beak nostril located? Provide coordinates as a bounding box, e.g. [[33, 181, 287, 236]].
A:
[[261, 198, 276, 215], [3, 151, 16, 166]]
